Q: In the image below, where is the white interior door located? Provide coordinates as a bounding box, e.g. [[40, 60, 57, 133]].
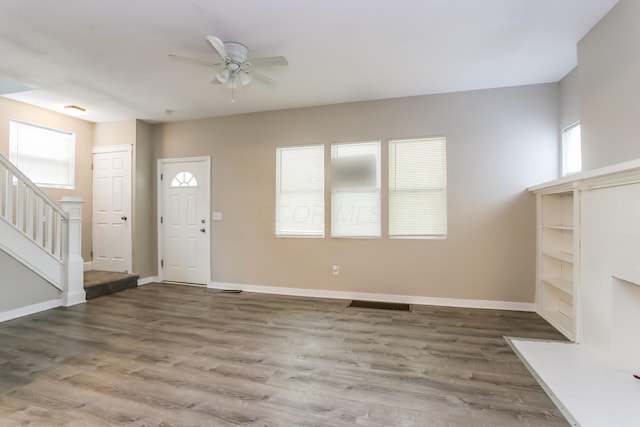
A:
[[92, 145, 132, 273], [159, 157, 211, 285]]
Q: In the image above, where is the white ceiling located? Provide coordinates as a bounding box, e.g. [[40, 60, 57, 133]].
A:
[[0, 0, 618, 123]]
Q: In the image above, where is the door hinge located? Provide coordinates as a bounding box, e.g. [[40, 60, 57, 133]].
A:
[[160, 173, 163, 180], [161, 259, 164, 268], [91, 163, 94, 171], [90, 250, 93, 259], [160, 216, 163, 224]]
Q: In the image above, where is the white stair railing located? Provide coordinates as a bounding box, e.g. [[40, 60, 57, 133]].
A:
[[0, 153, 85, 306], [0, 155, 66, 264]]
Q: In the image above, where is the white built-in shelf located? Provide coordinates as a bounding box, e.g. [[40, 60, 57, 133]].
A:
[[543, 277, 573, 295], [542, 251, 574, 264], [542, 225, 574, 231], [527, 160, 640, 422], [535, 189, 577, 341], [541, 310, 572, 337]]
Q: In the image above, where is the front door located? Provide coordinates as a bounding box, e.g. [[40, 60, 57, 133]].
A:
[[92, 145, 132, 273], [159, 157, 211, 285]]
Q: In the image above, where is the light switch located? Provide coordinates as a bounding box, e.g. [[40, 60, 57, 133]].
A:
[[212, 212, 223, 221]]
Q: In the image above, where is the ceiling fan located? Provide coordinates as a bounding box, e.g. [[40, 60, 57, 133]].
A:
[[170, 35, 288, 101]]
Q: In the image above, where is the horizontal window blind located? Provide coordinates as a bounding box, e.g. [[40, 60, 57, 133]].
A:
[[9, 119, 75, 189], [389, 137, 447, 238], [331, 141, 381, 238], [275, 145, 324, 237]]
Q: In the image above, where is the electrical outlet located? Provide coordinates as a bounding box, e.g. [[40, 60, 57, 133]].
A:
[[332, 264, 339, 275]]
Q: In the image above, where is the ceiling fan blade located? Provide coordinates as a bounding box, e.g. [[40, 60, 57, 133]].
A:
[[206, 35, 229, 60], [252, 71, 278, 86], [249, 56, 289, 68], [169, 54, 223, 68], [210, 78, 222, 85]]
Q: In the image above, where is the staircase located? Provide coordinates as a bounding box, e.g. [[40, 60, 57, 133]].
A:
[[0, 153, 85, 319]]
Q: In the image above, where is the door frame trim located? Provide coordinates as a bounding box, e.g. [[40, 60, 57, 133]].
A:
[[91, 144, 133, 274], [92, 144, 133, 154], [157, 156, 212, 284]]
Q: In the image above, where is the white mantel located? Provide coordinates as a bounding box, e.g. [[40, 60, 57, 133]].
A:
[[530, 157, 640, 193]]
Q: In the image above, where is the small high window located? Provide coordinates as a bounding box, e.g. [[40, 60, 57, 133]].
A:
[[562, 123, 582, 176], [170, 171, 198, 187]]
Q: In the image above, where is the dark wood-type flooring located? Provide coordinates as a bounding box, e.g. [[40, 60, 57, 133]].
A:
[[0, 284, 568, 426], [83, 270, 139, 300]]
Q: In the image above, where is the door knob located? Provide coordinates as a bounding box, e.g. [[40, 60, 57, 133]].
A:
[[200, 228, 206, 233], [121, 216, 128, 221]]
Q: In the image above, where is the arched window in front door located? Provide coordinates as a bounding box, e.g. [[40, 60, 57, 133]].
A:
[[170, 171, 198, 188]]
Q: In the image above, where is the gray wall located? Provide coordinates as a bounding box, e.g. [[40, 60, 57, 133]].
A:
[[560, 67, 580, 131], [559, 67, 581, 176], [151, 83, 559, 303], [0, 249, 61, 313], [578, 0, 640, 170], [133, 120, 155, 277]]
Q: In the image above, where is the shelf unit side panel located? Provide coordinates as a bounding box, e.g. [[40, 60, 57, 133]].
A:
[[572, 190, 581, 342], [535, 193, 544, 313]]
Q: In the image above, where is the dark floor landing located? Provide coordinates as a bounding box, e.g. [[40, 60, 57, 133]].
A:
[[83, 270, 139, 300]]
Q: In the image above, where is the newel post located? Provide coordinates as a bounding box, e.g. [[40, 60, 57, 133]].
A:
[[59, 196, 86, 306]]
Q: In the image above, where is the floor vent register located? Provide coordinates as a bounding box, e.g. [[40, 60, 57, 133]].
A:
[[348, 300, 411, 311]]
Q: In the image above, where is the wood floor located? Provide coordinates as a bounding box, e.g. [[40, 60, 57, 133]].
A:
[[0, 284, 568, 426]]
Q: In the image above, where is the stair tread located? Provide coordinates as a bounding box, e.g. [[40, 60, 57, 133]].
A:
[[83, 270, 139, 300], [84, 270, 139, 287]]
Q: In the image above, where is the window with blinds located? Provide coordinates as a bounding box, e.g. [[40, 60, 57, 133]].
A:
[[331, 141, 381, 238], [9, 119, 75, 189], [275, 145, 325, 237], [389, 137, 447, 238]]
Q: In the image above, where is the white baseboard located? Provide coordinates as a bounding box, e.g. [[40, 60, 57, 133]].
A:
[[83, 262, 92, 272], [208, 281, 536, 312], [138, 276, 160, 286], [0, 298, 62, 323]]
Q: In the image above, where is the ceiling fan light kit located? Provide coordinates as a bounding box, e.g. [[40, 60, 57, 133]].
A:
[[171, 35, 288, 102], [215, 67, 231, 84], [239, 69, 252, 86]]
